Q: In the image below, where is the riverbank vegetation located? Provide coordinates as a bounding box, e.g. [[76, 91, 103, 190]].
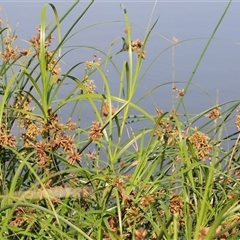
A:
[[0, 0, 240, 239]]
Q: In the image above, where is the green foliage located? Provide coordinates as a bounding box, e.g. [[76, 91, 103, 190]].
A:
[[0, 0, 240, 239]]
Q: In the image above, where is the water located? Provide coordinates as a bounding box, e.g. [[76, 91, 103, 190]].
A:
[[1, 1, 239, 132]]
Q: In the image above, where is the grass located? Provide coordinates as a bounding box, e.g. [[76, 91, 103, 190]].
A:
[[0, 0, 240, 239]]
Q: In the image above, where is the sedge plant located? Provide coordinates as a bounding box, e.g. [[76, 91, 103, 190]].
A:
[[0, 0, 240, 239]]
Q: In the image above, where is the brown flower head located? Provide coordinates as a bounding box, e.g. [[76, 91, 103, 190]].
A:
[[206, 106, 221, 120], [173, 86, 185, 97], [0, 124, 16, 149], [198, 227, 210, 240], [35, 141, 48, 168], [113, 176, 124, 189], [123, 27, 131, 34], [89, 121, 102, 141], [129, 39, 146, 59], [134, 227, 147, 240], [54, 133, 75, 151], [66, 118, 77, 130], [80, 76, 96, 94], [178, 89, 185, 97], [10, 218, 26, 227], [137, 50, 146, 59], [101, 100, 118, 117], [101, 100, 110, 117], [131, 39, 144, 50], [41, 108, 63, 133], [4, 37, 10, 45], [140, 194, 155, 208], [29, 27, 40, 47], [107, 216, 118, 232], [188, 130, 212, 160], [236, 110, 240, 130], [1, 45, 19, 61], [84, 55, 101, 70], [46, 51, 61, 78], [20, 49, 28, 56], [169, 109, 181, 120], [168, 195, 183, 215], [86, 150, 98, 160], [67, 149, 81, 165]]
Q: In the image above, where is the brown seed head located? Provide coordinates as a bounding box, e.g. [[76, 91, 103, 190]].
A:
[[188, 130, 212, 160], [236, 110, 240, 130], [67, 150, 81, 165], [134, 227, 147, 240], [206, 106, 221, 120], [89, 121, 102, 141]]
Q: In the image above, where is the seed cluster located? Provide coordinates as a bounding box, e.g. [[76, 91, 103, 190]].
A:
[[123, 28, 146, 59], [0, 123, 15, 150], [154, 109, 212, 161], [89, 121, 102, 141], [236, 110, 240, 130]]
